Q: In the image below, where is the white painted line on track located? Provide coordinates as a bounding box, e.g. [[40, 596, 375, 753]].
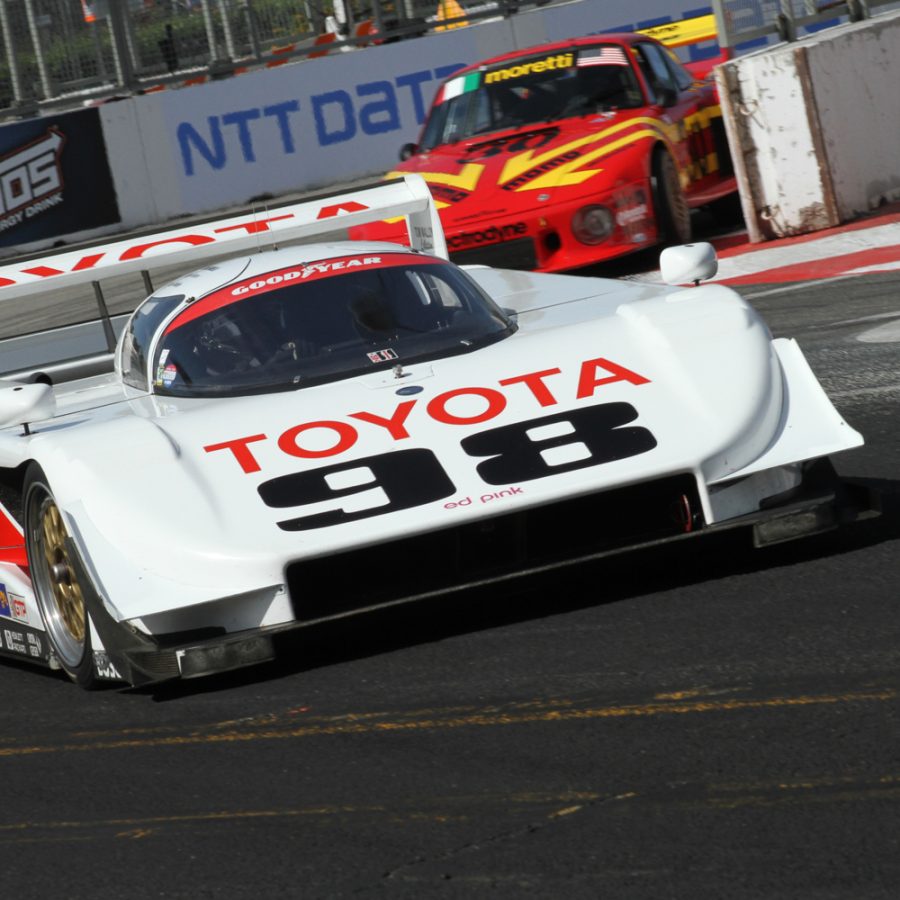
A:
[[830, 384, 900, 399]]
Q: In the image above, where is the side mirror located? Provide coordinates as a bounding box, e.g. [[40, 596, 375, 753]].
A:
[[0, 381, 56, 431], [659, 242, 718, 286], [399, 142, 418, 161]]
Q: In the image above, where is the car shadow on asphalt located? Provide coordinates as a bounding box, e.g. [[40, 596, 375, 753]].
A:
[[144, 474, 899, 701]]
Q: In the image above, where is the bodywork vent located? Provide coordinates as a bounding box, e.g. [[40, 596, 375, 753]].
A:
[[287, 474, 700, 623]]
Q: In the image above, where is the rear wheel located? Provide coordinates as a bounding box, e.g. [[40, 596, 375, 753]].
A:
[[24, 464, 97, 688], [652, 149, 692, 245]]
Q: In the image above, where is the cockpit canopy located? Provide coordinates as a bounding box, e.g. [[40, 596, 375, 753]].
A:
[[119, 249, 514, 397]]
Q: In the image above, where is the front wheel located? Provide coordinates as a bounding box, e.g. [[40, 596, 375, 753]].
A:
[[652, 149, 692, 245], [24, 463, 97, 688]]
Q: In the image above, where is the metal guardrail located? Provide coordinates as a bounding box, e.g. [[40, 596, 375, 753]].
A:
[[712, 0, 900, 50], [0, 0, 552, 118]]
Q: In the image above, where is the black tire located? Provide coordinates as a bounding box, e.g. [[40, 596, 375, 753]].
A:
[[23, 463, 97, 688], [652, 149, 692, 245]]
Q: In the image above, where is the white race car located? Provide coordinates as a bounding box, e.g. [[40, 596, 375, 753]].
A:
[[0, 176, 875, 688]]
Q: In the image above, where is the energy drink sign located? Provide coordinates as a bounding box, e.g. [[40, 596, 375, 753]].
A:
[[0, 107, 120, 248]]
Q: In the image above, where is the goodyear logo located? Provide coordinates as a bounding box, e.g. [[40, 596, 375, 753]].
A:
[[484, 53, 574, 84]]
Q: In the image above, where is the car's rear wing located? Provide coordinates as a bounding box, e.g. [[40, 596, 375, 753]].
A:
[[637, 12, 731, 76], [0, 175, 444, 383]]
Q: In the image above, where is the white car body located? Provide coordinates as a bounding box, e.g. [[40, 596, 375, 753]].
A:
[[0, 176, 873, 687]]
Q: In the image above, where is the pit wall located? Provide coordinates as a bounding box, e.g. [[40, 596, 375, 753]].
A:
[[716, 9, 900, 242], [0, 0, 722, 255]]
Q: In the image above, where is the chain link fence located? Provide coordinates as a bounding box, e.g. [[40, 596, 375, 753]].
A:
[[0, 0, 535, 116], [2, 0, 897, 116], [712, 0, 900, 50]]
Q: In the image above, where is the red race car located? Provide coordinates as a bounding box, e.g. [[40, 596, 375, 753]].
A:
[[353, 29, 738, 272]]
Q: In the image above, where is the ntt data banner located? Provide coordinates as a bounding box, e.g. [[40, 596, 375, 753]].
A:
[[126, 26, 510, 220], [0, 108, 120, 248]]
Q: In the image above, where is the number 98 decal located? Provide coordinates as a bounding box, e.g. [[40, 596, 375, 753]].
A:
[[258, 402, 656, 531]]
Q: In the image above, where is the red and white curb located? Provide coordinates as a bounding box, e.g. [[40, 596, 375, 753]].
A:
[[631, 204, 900, 288], [712, 218, 900, 286]]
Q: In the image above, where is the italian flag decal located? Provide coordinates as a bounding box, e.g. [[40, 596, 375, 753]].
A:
[[438, 71, 480, 103]]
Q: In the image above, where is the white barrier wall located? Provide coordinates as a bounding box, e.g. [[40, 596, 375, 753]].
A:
[[716, 10, 900, 242], [100, 0, 721, 229]]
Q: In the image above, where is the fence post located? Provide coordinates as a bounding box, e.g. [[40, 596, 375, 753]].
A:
[[23, 0, 53, 100], [711, 0, 733, 58], [201, 0, 221, 61], [0, 0, 28, 108], [121, 3, 143, 73], [243, 0, 262, 61], [217, 0, 237, 60], [776, 0, 796, 41], [107, 0, 138, 90]]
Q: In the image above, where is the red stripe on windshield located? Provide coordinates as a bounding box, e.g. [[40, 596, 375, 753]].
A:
[[165, 252, 440, 333]]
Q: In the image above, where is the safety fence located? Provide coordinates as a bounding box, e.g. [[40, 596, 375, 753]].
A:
[[712, 0, 900, 50], [0, 0, 550, 116]]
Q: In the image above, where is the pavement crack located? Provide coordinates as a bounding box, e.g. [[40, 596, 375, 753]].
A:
[[380, 790, 626, 884]]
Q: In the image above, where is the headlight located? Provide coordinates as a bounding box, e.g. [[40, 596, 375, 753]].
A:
[[571, 205, 614, 245]]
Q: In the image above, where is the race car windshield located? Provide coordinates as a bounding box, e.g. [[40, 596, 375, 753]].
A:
[[420, 45, 644, 149], [151, 253, 515, 397]]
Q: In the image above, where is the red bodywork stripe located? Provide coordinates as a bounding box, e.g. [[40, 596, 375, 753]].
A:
[[164, 252, 440, 334], [0, 502, 27, 569]]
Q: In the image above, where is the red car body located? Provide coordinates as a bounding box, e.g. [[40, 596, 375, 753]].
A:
[[352, 31, 737, 273]]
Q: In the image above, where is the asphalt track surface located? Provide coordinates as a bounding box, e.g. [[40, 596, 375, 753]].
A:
[[1, 215, 899, 899]]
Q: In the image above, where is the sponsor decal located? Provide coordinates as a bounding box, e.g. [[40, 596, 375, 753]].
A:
[[447, 222, 527, 249], [26, 632, 41, 658], [0, 584, 10, 617], [485, 54, 574, 84], [255, 399, 656, 532], [10, 593, 27, 623], [176, 62, 466, 166], [0, 128, 65, 233], [0, 198, 397, 291], [203, 356, 656, 532], [445, 486, 524, 509], [229, 256, 392, 294], [0, 623, 44, 659], [615, 189, 650, 243], [163, 253, 439, 334], [367, 348, 399, 363], [0, 109, 119, 248], [204, 356, 652, 475], [93, 651, 121, 681], [617, 204, 647, 225], [2, 627, 25, 654]]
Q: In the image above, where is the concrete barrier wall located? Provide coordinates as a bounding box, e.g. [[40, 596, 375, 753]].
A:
[[103, 22, 517, 227], [717, 9, 900, 242]]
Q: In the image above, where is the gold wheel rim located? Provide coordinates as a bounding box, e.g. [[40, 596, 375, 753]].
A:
[[40, 500, 86, 644]]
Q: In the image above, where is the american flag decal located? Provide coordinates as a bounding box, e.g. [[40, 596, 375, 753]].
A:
[[577, 47, 629, 67]]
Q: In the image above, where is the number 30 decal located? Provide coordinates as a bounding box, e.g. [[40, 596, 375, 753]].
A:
[[259, 402, 656, 531]]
